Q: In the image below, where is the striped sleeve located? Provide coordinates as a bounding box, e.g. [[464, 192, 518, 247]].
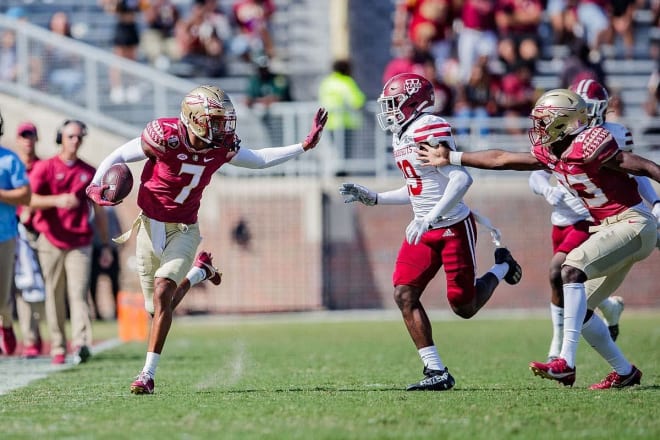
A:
[[412, 121, 454, 148]]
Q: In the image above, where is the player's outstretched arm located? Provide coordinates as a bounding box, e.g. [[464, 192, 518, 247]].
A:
[[417, 146, 544, 171], [608, 151, 660, 183]]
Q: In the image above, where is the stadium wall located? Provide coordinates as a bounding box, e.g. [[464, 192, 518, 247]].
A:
[[115, 175, 659, 314]]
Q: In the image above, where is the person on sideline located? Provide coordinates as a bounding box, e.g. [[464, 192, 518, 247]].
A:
[[339, 73, 521, 391], [86, 85, 328, 394], [13, 121, 46, 358], [29, 119, 112, 365], [417, 88, 660, 389], [0, 111, 32, 356]]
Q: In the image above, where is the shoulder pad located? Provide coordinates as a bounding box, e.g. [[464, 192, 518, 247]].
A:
[[411, 114, 455, 149], [141, 118, 181, 154], [571, 127, 618, 164]]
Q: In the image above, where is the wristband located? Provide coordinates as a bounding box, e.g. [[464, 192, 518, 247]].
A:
[[449, 151, 463, 166]]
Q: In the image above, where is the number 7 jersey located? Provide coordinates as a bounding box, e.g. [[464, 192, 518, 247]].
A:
[[138, 118, 235, 224], [392, 113, 470, 226]]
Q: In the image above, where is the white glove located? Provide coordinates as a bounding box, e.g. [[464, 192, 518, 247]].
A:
[[339, 183, 377, 206], [543, 186, 564, 206], [652, 202, 660, 223], [405, 216, 432, 245]]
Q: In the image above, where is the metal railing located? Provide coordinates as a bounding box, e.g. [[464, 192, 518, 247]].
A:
[[2, 14, 660, 180]]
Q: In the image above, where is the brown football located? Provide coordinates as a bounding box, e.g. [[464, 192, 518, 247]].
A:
[[101, 163, 133, 203]]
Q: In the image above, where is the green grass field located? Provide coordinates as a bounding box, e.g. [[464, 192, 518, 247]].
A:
[[1, 311, 659, 440]]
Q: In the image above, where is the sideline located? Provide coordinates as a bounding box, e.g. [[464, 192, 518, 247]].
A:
[[0, 338, 122, 395]]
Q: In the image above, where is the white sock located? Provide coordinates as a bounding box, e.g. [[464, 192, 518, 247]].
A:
[[581, 314, 632, 375], [186, 266, 206, 287], [419, 346, 445, 371], [488, 263, 508, 281], [143, 352, 160, 378], [548, 303, 564, 359], [559, 283, 587, 368]]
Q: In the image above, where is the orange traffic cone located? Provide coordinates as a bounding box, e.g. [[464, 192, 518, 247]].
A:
[[117, 291, 149, 342]]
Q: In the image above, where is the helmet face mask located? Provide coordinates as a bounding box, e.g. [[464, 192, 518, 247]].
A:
[[377, 73, 434, 133], [181, 85, 236, 147], [569, 79, 609, 127], [528, 89, 589, 149]]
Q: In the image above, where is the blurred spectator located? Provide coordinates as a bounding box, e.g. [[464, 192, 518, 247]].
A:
[[0, 8, 44, 88], [456, 0, 499, 83], [495, 62, 537, 134], [245, 55, 291, 145], [318, 59, 366, 161], [453, 58, 499, 136], [231, 0, 276, 61], [420, 56, 454, 116], [546, 0, 578, 45], [559, 38, 606, 88], [139, 0, 180, 70], [391, 0, 455, 72], [172, 0, 228, 77], [12, 121, 46, 358], [494, 0, 543, 71], [101, 0, 142, 104], [45, 12, 84, 97], [610, 0, 637, 59], [575, 0, 610, 56], [382, 44, 431, 85], [245, 56, 291, 108], [90, 206, 122, 321], [0, 110, 32, 357]]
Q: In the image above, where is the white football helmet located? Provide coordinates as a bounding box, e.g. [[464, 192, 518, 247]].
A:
[[528, 89, 589, 148], [569, 79, 609, 127], [180, 85, 236, 147], [377, 73, 434, 133]]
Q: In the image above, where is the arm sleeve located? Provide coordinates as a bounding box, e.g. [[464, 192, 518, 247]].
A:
[[91, 137, 146, 184], [529, 169, 552, 196], [377, 185, 410, 205], [425, 166, 472, 221], [229, 143, 304, 169], [635, 176, 660, 205]]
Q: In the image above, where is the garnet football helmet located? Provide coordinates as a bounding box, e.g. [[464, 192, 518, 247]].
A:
[[569, 79, 609, 127], [180, 85, 237, 147], [377, 73, 434, 133], [528, 89, 589, 148]]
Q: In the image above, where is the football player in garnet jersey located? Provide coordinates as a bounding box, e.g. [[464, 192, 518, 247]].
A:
[[529, 79, 660, 363], [86, 85, 328, 394], [340, 73, 522, 391], [418, 88, 660, 389]]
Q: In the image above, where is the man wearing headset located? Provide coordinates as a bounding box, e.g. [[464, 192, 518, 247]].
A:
[[29, 119, 112, 365]]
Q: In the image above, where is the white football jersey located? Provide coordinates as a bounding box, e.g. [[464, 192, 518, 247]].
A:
[[391, 113, 470, 228], [549, 121, 632, 226]]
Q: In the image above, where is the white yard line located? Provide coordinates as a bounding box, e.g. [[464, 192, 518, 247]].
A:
[[0, 338, 122, 395]]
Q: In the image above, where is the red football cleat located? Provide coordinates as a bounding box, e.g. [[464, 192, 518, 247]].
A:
[[130, 371, 155, 395], [0, 326, 17, 355], [529, 357, 576, 387], [589, 365, 642, 390], [194, 251, 222, 285]]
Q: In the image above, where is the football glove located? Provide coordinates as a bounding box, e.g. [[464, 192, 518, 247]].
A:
[[85, 183, 117, 206], [302, 108, 329, 150], [543, 186, 564, 206], [405, 216, 432, 245], [339, 183, 377, 206]]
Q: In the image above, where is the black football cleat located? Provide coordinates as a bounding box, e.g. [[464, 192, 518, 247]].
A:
[[495, 247, 522, 285], [406, 367, 455, 391]]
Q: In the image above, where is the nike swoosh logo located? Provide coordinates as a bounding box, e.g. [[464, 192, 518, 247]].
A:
[[203, 157, 214, 163]]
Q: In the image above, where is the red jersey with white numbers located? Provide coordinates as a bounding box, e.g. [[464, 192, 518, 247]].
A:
[[138, 118, 235, 224], [531, 126, 641, 221], [30, 156, 96, 249]]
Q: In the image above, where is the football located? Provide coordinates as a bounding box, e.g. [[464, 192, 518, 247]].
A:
[[101, 163, 133, 203]]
